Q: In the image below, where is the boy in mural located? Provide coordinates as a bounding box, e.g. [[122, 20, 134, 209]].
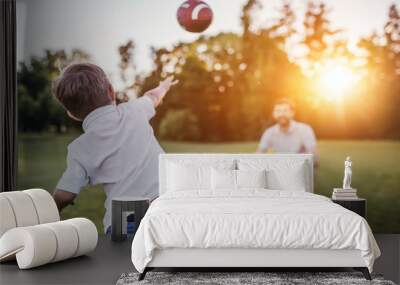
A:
[[51, 63, 177, 233], [257, 98, 320, 166]]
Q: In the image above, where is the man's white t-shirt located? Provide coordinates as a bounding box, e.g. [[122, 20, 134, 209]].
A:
[[56, 96, 163, 232], [258, 120, 317, 154]]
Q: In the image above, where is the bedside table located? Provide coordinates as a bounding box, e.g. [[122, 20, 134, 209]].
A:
[[332, 198, 366, 218]]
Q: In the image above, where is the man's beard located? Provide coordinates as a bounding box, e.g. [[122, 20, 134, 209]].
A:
[[277, 117, 290, 127]]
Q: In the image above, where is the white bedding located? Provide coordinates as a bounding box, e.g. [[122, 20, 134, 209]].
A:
[[131, 190, 380, 273]]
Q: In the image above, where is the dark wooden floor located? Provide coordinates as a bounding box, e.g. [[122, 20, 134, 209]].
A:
[[0, 237, 134, 285], [0, 234, 399, 285], [374, 234, 400, 284]]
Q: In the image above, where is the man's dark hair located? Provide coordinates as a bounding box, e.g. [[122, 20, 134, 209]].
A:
[[52, 63, 113, 120], [274, 98, 296, 111]]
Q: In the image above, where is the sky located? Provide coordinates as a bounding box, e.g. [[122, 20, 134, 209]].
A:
[[16, 0, 399, 85]]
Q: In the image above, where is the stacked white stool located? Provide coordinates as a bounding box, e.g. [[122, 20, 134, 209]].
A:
[[0, 189, 97, 269]]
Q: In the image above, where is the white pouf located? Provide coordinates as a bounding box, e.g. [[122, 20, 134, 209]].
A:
[[65, 218, 98, 257], [0, 189, 60, 237], [1, 191, 40, 227], [24, 189, 60, 224], [0, 196, 17, 237], [0, 189, 98, 269], [42, 221, 79, 262], [0, 218, 98, 269]]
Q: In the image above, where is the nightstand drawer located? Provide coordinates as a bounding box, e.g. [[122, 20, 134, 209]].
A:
[[332, 199, 366, 218]]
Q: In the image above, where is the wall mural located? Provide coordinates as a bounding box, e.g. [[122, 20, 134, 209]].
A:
[[16, 0, 400, 234]]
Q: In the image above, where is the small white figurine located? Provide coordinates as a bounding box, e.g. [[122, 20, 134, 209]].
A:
[[343, 156, 352, 190]]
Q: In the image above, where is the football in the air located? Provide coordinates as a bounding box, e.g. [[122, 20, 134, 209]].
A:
[[177, 0, 213, 33]]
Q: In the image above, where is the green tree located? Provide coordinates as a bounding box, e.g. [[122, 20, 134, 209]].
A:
[[159, 109, 201, 141], [18, 49, 90, 133], [302, 1, 339, 64], [138, 13, 305, 141], [117, 40, 139, 103], [357, 4, 400, 138]]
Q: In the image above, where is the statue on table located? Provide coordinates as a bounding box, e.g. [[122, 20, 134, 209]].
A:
[[342, 156, 352, 190]]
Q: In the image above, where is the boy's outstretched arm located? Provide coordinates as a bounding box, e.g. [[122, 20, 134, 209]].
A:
[[145, 76, 178, 108], [52, 189, 77, 211]]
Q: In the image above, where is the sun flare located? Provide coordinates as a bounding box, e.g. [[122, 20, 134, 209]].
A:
[[316, 62, 360, 101]]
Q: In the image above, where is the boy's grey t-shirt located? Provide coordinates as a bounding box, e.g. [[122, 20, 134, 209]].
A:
[[56, 96, 163, 232]]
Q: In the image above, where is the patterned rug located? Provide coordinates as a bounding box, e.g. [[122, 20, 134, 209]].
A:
[[116, 271, 396, 285]]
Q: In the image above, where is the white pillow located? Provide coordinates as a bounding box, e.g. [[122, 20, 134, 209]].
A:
[[211, 168, 236, 190], [168, 163, 210, 191], [236, 169, 267, 189], [211, 169, 267, 190], [267, 168, 306, 191], [238, 159, 307, 191], [166, 160, 235, 192]]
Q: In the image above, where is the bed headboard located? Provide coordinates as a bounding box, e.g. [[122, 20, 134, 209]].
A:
[[159, 153, 314, 195]]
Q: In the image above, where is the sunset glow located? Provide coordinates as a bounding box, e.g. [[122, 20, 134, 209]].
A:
[[315, 61, 361, 101]]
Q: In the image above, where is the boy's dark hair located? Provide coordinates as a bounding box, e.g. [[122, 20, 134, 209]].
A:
[[52, 63, 113, 120], [274, 98, 296, 111]]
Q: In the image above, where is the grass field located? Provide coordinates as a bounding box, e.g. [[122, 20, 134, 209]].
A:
[[17, 134, 400, 234]]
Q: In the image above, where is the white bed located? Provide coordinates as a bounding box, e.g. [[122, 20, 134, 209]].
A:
[[131, 154, 380, 280]]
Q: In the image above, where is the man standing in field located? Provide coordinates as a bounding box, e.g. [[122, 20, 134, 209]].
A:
[[257, 98, 319, 166]]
